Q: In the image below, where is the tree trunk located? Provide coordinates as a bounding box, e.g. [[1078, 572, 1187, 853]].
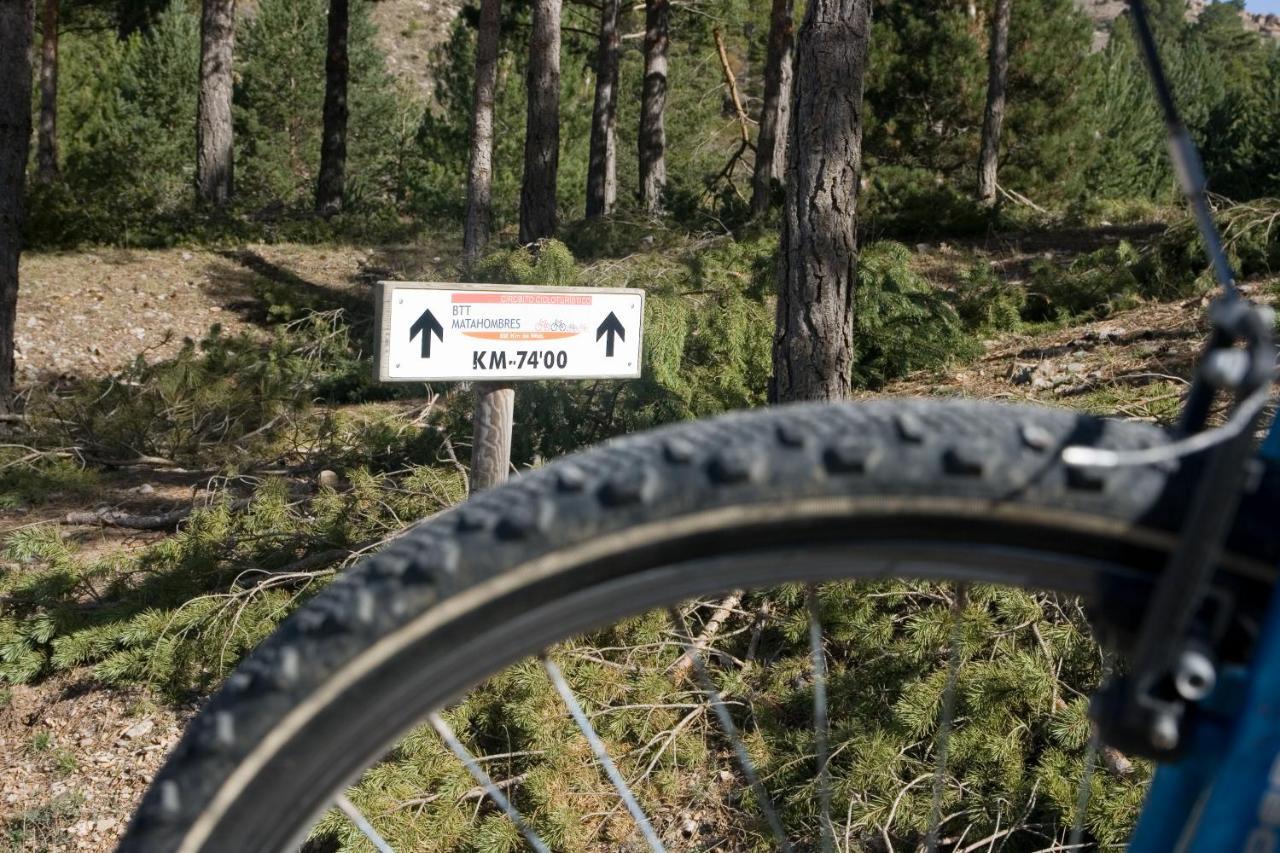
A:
[[196, 0, 235, 207], [315, 0, 349, 215], [463, 0, 501, 269], [977, 0, 1011, 206], [36, 0, 57, 184], [638, 0, 668, 216], [0, 0, 34, 412], [772, 42, 792, 179], [585, 0, 620, 220], [470, 383, 514, 491], [770, 0, 871, 404], [518, 0, 561, 245], [750, 0, 794, 216]]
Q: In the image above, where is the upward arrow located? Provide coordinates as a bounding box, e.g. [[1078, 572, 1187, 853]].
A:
[[409, 308, 444, 358], [596, 311, 625, 357]]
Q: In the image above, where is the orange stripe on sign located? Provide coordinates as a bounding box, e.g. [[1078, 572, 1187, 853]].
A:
[[452, 292, 592, 305], [463, 331, 579, 341]]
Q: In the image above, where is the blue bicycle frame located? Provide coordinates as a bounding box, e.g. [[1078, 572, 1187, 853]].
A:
[[1128, 416, 1280, 851]]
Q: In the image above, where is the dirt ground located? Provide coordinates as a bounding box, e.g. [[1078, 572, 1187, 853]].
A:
[[1, 675, 192, 852]]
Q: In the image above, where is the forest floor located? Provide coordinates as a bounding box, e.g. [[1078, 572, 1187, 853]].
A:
[[1, 226, 1274, 851]]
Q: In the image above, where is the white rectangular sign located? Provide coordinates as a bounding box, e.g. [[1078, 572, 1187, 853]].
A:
[[374, 281, 645, 382]]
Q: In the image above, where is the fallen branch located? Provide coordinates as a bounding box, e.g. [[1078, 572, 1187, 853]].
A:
[[63, 498, 252, 530], [391, 772, 531, 812], [670, 591, 743, 682], [713, 28, 752, 144], [997, 183, 1048, 214]]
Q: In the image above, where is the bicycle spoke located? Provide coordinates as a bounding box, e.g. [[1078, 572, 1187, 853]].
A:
[[666, 606, 792, 851], [1068, 723, 1101, 848], [333, 793, 395, 853], [807, 584, 833, 853], [926, 583, 968, 853], [542, 655, 667, 852], [428, 711, 550, 853]]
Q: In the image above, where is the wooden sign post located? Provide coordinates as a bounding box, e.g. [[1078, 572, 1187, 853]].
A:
[[374, 281, 645, 491]]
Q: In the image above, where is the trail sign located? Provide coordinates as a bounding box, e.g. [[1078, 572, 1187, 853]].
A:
[[375, 282, 645, 382]]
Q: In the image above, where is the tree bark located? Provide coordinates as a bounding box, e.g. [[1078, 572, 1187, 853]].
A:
[[463, 0, 501, 269], [315, 0, 349, 215], [750, 0, 794, 216], [518, 0, 561, 244], [769, 0, 871, 404], [36, 0, 57, 184], [0, 0, 34, 412], [585, 0, 620, 220], [470, 382, 514, 491], [196, 0, 235, 207], [638, 0, 668, 216], [977, 0, 1011, 206]]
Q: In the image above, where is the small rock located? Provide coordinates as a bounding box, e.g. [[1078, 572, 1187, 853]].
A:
[[122, 719, 154, 740], [137, 484, 155, 495], [317, 470, 340, 489], [181, 251, 193, 261], [131, 327, 146, 340]]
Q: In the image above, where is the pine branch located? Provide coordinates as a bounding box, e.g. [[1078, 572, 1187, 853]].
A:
[[669, 591, 743, 682], [62, 498, 253, 530]]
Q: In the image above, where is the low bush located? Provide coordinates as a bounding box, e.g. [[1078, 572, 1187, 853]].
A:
[[853, 242, 982, 388], [955, 261, 1026, 334]]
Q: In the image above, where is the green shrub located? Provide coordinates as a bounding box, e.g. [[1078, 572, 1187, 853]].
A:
[[0, 467, 463, 693], [474, 240, 578, 287], [853, 242, 982, 388], [1021, 237, 1211, 323], [235, 0, 411, 212], [955, 261, 1026, 334]]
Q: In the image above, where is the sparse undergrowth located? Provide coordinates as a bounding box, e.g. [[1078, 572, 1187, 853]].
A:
[[5, 211, 1277, 848]]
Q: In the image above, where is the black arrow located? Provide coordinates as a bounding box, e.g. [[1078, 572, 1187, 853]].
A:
[[409, 309, 444, 358], [596, 311, 625, 357]]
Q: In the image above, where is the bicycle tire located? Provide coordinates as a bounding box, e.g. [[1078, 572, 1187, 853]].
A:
[[118, 398, 1280, 852]]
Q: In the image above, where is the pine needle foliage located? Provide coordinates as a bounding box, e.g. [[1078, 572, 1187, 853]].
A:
[[853, 242, 983, 388], [311, 582, 1143, 850], [0, 462, 464, 693]]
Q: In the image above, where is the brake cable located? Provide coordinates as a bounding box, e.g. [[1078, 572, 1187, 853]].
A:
[[1077, 0, 1276, 757]]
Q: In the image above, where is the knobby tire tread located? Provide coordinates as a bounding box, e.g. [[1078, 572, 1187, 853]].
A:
[[118, 398, 1280, 852]]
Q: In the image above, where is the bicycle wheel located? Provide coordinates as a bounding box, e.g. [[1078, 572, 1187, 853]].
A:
[[118, 398, 1279, 852]]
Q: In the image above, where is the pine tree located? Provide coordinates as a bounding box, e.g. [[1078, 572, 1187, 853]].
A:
[[315, 0, 349, 215], [585, 0, 620, 219], [771, 0, 871, 402], [976, 0, 1010, 205], [0, 0, 34, 413], [750, 0, 794, 217], [519, 0, 561, 243], [195, 0, 234, 206], [36, 0, 59, 184], [463, 0, 501, 267], [638, 0, 669, 216]]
